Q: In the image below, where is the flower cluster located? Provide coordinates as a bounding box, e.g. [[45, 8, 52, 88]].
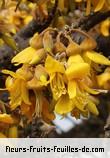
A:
[[2, 27, 110, 127]]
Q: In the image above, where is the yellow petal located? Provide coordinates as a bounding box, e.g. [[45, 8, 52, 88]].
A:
[[0, 114, 14, 124], [85, 51, 110, 65], [11, 47, 37, 65], [5, 76, 13, 89], [67, 54, 84, 66], [55, 94, 74, 115], [68, 80, 77, 99], [29, 48, 46, 65], [8, 126, 18, 138], [94, 0, 105, 12], [87, 101, 99, 115], [21, 81, 31, 105], [97, 72, 110, 87], [66, 63, 90, 80], [35, 65, 48, 81], [2, 69, 17, 78], [45, 55, 65, 74], [9, 79, 22, 110], [16, 65, 33, 81], [80, 82, 100, 95], [100, 19, 110, 37]]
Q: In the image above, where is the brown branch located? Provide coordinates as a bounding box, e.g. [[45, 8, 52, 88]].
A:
[[80, 11, 110, 31], [0, 0, 58, 70]]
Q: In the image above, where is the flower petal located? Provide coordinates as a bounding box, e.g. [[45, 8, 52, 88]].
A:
[[80, 82, 100, 95], [87, 101, 99, 115], [100, 18, 110, 37], [97, 72, 110, 87], [11, 47, 37, 65], [21, 81, 31, 105], [55, 94, 74, 115], [68, 80, 77, 99], [85, 51, 110, 65], [2, 69, 17, 78], [45, 55, 65, 74], [66, 63, 90, 80], [67, 54, 84, 66], [94, 0, 105, 12]]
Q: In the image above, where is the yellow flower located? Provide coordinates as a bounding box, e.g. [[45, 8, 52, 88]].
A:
[[54, 53, 99, 116], [12, 47, 46, 65], [65, 54, 100, 101], [66, 55, 89, 98], [45, 55, 66, 100], [72, 92, 99, 115], [55, 92, 99, 116], [2, 65, 32, 110], [27, 65, 49, 89]]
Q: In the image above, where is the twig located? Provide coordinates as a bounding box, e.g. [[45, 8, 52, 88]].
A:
[[80, 11, 110, 31]]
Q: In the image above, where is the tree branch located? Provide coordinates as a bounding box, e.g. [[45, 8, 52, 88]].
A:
[[0, 0, 58, 70], [80, 11, 110, 31]]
